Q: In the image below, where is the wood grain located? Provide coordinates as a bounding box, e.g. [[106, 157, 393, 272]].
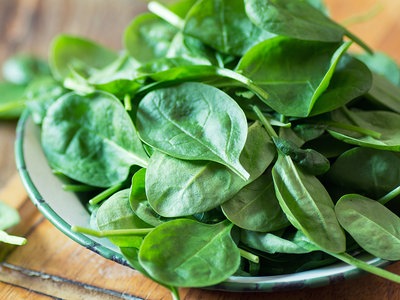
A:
[[0, 0, 399, 299]]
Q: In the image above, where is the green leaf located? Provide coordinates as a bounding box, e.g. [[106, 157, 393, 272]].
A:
[[42, 91, 149, 187], [0, 201, 21, 230], [355, 51, 400, 87], [221, 172, 288, 232], [130, 169, 167, 227], [0, 230, 27, 246], [137, 82, 249, 179], [237, 37, 351, 117], [0, 82, 26, 119], [124, 13, 178, 64], [335, 194, 400, 261], [272, 154, 346, 253], [328, 109, 400, 151], [138, 219, 240, 287], [49, 35, 118, 80], [183, 0, 274, 56], [244, 0, 345, 42], [145, 121, 275, 217], [327, 147, 400, 198], [366, 73, 400, 114], [2, 54, 50, 85], [96, 189, 151, 247], [240, 229, 317, 254]]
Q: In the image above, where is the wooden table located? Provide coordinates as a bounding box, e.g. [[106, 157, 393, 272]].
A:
[[0, 0, 399, 299]]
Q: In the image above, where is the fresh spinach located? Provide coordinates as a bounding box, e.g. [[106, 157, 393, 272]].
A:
[[6, 0, 399, 296], [0, 201, 27, 246]]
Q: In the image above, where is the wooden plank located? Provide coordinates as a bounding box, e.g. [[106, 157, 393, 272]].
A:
[[0, 281, 55, 300], [0, 263, 141, 300]]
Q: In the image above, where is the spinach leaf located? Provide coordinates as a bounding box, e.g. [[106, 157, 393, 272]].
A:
[[355, 51, 400, 87], [0, 82, 26, 119], [2, 54, 50, 85], [326, 147, 400, 198], [87, 53, 142, 96], [272, 154, 346, 253], [145, 121, 275, 217], [0, 201, 27, 246], [136, 82, 249, 179], [25, 77, 66, 124], [366, 73, 400, 113], [129, 168, 167, 227], [328, 108, 400, 151], [0, 201, 21, 230], [335, 194, 400, 260], [124, 13, 178, 64], [138, 219, 240, 287], [42, 91, 149, 187], [183, 0, 274, 56], [240, 229, 317, 254], [309, 54, 372, 116], [273, 136, 330, 175], [221, 172, 289, 232], [49, 35, 118, 80], [244, 0, 370, 52], [96, 189, 151, 247], [244, 0, 344, 42], [236, 37, 351, 117]]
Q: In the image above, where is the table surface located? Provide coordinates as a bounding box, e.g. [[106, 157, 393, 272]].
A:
[[0, 0, 399, 299]]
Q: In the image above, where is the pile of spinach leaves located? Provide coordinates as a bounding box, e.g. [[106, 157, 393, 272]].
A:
[[3, 0, 400, 298]]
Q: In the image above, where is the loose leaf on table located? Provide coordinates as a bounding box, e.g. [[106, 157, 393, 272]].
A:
[[0, 82, 26, 119], [96, 189, 151, 247], [236, 37, 351, 117], [221, 172, 288, 232], [49, 35, 118, 80], [136, 81, 249, 179], [138, 219, 240, 287], [41, 91, 149, 187], [335, 194, 400, 261], [183, 0, 274, 56], [326, 147, 400, 198], [145, 121, 275, 217], [272, 154, 346, 253], [328, 108, 400, 151], [0, 201, 21, 230], [0, 201, 27, 246]]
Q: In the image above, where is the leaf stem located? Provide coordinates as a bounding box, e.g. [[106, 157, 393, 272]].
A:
[[216, 68, 270, 102], [378, 185, 400, 205], [89, 182, 124, 206], [124, 94, 132, 111], [0, 230, 27, 246], [252, 105, 278, 138], [239, 248, 259, 264], [71, 225, 153, 237], [325, 121, 382, 139], [148, 1, 184, 30], [327, 252, 400, 283]]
